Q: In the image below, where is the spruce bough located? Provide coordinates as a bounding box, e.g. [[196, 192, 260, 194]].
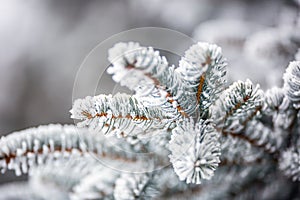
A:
[[0, 42, 299, 199]]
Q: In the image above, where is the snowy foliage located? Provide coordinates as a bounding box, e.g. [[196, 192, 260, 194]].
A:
[[0, 124, 161, 176], [177, 42, 227, 118], [169, 119, 221, 184], [1, 40, 300, 199], [107, 42, 227, 118], [0, 124, 95, 176], [107, 42, 187, 118]]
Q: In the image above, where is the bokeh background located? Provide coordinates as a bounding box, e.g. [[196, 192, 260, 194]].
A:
[[0, 0, 299, 184]]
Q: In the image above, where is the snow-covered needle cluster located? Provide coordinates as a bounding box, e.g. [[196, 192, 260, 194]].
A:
[[169, 119, 220, 184], [0, 41, 300, 199]]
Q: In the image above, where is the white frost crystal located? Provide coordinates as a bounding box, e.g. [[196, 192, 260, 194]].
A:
[[169, 119, 221, 184]]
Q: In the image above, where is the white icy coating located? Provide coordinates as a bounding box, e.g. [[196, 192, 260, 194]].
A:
[[107, 42, 227, 119], [169, 119, 220, 184], [264, 87, 288, 112], [211, 80, 281, 152], [30, 154, 157, 200]]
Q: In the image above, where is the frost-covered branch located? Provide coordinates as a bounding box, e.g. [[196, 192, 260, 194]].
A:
[[107, 42, 188, 118], [107, 42, 227, 119], [177, 42, 227, 118], [212, 79, 264, 133], [71, 93, 173, 137], [2, 39, 300, 199], [0, 124, 167, 176]]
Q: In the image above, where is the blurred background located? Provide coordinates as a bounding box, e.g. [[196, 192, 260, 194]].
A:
[[0, 0, 299, 184]]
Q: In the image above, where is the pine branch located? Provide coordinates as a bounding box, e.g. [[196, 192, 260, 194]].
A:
[[222, 121, 279, 155], [211, 80, 263, 133], [107, 42, 188, 118], [0, 124, 158, 176], [220, 158, 264, 167], [211, 80, 282, 154], [2, 40, 300, 199], [71, 93, 172, 137], [156, 167, 193, 197], [177, 42, 227, 118], [211, 79, 264, 133], [29, 156, 105, 200]]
